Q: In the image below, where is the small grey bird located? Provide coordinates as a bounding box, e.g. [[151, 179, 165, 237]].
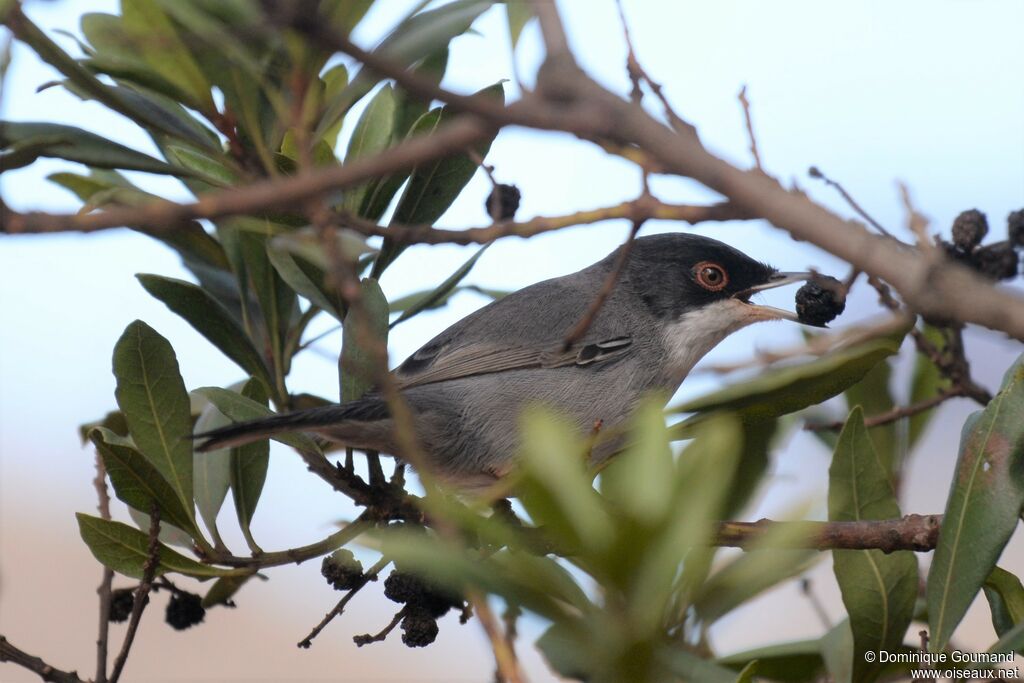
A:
[[197, 233, 814, 489]]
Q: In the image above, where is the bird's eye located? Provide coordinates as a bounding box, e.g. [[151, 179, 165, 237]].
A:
[[693, 262, 729, 291]]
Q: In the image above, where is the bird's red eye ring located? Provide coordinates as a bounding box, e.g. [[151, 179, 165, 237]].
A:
[[693, 261, 729, 291]]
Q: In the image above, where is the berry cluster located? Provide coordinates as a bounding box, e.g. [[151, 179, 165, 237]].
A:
[[383, 570, 464, 647], [938, 208, 1024, 281], [321, 549, 364, 591], [485, 183, 521, 221], [795, 275, 846, 327]]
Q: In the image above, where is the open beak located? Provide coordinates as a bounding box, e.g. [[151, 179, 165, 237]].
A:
[[732, 271, 815, 324]]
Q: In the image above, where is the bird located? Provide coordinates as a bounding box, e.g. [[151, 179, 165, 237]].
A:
[[196, 232, 815, 490]]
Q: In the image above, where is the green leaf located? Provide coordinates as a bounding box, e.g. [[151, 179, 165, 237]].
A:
[[505, 1, 535, 48], [79, 409, 130, 445], [829, 407, 917, 683], [989, 620, 1024, 655], [202, 572, 255, 608], [390, 243, 491, 327], [600, 398, 674, 525], [984, 566, 1024, 637], [927, 355, 1024, 650], [266, 245, 345, 320], [719, 639, 825, 683], [136, 274, 272, 391], [844, 360, 897, 477], [193, 386, 321, 455], [820, 620, 854, 683], [90, 427, 200, 541], [191, 392, 234, 548], [388, 284, 506, 318], [342, 84, 397, 216], [76, 513, 236, 579], [340, 279, 390, 402], [373, 83, 504, 276], [0, 121, 193, 176], [162, 142, 239, 187], [673, 327, 908, 431], [113, 320, 195, 518], [128, 507, 194, 550], [908, 324, 950, 451], [231, 380, 270, 553]]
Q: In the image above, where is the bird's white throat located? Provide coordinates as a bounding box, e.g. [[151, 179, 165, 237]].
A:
[[661, 299, 772, 382]]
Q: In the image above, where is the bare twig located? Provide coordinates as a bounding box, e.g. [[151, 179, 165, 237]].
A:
[[109, 506, 161, 683], [353, 608, 406, 647], [468, 591, 528, 683], [805, 387, 966, 432], [0, 636, 87, 683], [898, 181, 933, 250], [737, 85, 763, 172], [714, 514, 942, 553], [93, 453, 114, 683], [808, 166, 895, 239], [799, 578, 832, 630], [298, 557, 391, 648]]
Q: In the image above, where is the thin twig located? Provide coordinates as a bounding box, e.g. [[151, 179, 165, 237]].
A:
[[805, 387, 965, 432], [468, 591, 527, 683], [109, 506, 161, 683], [808, 166, 896, 240], [799, 578, 832, 630], [0, 636, 87, 683], [298, 557, 391, 648], [93, 453, 114, 683], [737, 85, 764, 172], [353, 607, 406, 647], [714, 514, 942, 553], [561, 218, 644, 350]]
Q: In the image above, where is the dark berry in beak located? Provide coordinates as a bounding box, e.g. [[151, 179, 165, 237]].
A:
[[795, 276, 846, 327]]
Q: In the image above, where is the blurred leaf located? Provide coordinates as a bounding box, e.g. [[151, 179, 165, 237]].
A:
[[137, 274, 272, 391], [202, 572, 255, 608], [162, 142, 239, 186], [390, 243, 491, 327], [266, 245, 345, 320], [76, 513, 235, 579], [984, 566, 1024, 638], [600, 399, 674, 525], [820, 620, 854, 683], [535, 622, 598, 682], [927, 354, 1024, 650], [673, 327, 908, 431], [989, 620, 1024, 655], [113, 320, 195, 517], [844, 359, 897, 476], [193, 386, 322, 455], [91, 427, 199, 541], [388, 283, 507, 317], [128, 507, 193, 550], [231, 380, 269, 553], [908, 324, 950, 451], [373, 82, 505, 276], [191, 389, 236, 548], [340, 279, 390, 402], [829, 407, 917, 683], [722, 419, 777, 519], [660, 649, 740, 683], [269, 226, 375, 271], [719, 639, 825, 683], [0, 121, 193, 175], [519, 408, 611, 553], [79, 409, 129, 445], [505, 1, 535, 48], [315, 0, 492, 139], [342, 84, 397, 215]]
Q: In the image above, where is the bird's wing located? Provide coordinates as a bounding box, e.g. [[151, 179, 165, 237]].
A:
[[394, 335, 633, 389]]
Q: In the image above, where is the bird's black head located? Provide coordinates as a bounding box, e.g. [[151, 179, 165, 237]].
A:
[[616, 232, 803, 320]]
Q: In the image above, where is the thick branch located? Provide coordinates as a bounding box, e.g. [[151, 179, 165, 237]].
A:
[[0, 636, 87, 683], [714, 514, 942, 553]]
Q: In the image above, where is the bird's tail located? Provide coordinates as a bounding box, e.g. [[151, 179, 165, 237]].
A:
[[194, 397, 390, 452]]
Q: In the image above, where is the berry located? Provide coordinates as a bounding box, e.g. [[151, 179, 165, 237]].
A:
[[109, 588, 140, 623], [383, 570, 421, 604], [974, 242, 1018, 281], [485, 184, 521, 221], [1008, 209, 1024, 247], [951, 209, 988, 250], [165, 591, 206, 630], [321, 549, 363, 591], [938, 238, 973, 265], [400, 607, 439, 648], [795, 277, 846, 327]]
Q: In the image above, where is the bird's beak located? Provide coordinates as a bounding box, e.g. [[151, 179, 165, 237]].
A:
[[732, 271, 815, 324]]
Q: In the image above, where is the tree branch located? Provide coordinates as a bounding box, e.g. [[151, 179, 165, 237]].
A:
[[108, 507, 161, 683], [93, 453, 114, 683], [714, 514, 942, 553], [0, 636, 87, 683]]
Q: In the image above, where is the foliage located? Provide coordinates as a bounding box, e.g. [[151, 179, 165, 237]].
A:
[[2, 1, 1023, 682]]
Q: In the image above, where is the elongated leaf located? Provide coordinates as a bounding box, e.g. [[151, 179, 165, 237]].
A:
[[231, 380, 269, 553], [390, 243, 491, 327], [928, 355, 1024, 650], [719, 639, 825, 683], [673, 327, 908, 432], [820, 620, 854, 683], [844, 360, 897, 476], [128, 507, 194, 550], [389, 284, 507, 315], [0, 121, 191, 175], [191, 393, 234, 547], [342, 84, 397, 215], [202, 572, 255, 608], [136, 274, 271, 390], [505, 1, 535, 48], [113, 320, 194, 517], [76, 513, 235, 579], [829, 407, 917, 683], [340, 279, 390, 402], [266, 245, 345, 320], [90, 427, 199, 540], [193, 386, 321, 455], [373, 83, 504, 276], [984, 566, 1024, 637]]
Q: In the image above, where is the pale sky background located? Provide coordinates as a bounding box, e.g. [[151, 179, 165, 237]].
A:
[[2, 1, 1024, 681]]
